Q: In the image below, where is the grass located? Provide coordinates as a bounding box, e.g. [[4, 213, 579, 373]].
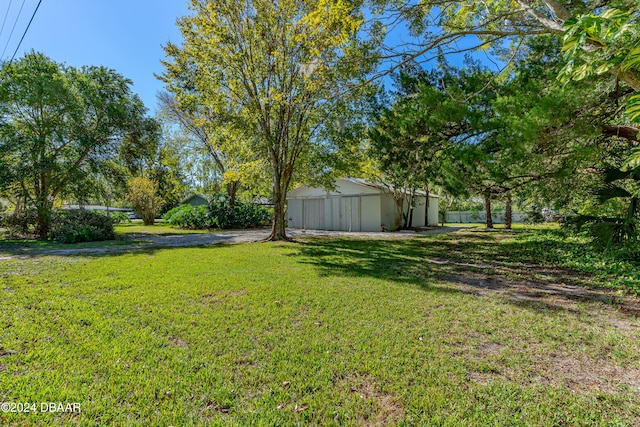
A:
[[0, 228, 639, 425], [0, 237, 135, 257], [114, 220, 214, 236], [0, 220, 211, 256]]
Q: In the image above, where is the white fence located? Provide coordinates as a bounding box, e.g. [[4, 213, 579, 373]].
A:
[[445, 210, 526, 224]]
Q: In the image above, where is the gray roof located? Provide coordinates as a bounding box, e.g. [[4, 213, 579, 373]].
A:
[[342, 178, 440, 198], [180, 194, 208, 204]]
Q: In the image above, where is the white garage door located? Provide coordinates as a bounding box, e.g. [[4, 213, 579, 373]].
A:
[[327, 196, 361, 231], [302, 198, 325, 230]]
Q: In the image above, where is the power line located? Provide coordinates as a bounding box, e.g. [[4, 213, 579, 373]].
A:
[[1, 0, 26, 60], [10, 0, 42, 62], [0, 0, 14, 41]]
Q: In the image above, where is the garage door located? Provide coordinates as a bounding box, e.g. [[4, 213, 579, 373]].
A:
[[302, 198, 325, 230], [327, 196, 361, 231]]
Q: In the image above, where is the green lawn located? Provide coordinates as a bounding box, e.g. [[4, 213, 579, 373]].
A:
[[1, 228, 639, 425]]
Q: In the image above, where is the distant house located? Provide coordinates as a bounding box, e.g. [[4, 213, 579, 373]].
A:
[[62, 204, 133, 214], [286, 178, 439, 232], [180, 194, 208, 207]]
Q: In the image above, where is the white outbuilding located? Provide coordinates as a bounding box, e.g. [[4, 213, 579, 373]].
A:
[[286, 178, 439, 232]]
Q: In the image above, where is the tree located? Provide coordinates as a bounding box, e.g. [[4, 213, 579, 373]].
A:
[[157, 91, 260, 206], [368, 64, 462, 228], [127, 177, 164, 226], [0, 52, 154, 236], [378, 0, 640, 135], [159, 0, 374, 240]]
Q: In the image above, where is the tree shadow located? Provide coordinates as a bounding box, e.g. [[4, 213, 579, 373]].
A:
[[289, 232, 640, 318]]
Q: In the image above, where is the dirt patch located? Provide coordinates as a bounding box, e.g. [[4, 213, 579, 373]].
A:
[[168, 336, 188, 348], [338, 373, 404, 426], [466, 343, 640, 394], [227, 289, 247, 297], [440, 271, 634, 315], [475, 341, 506, 357], [533, 352, 640, 393]]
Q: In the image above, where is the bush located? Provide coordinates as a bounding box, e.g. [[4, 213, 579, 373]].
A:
[[162, 195, 271, 230], [523, 204, 545, 224], [208, 194, 271, 229], [163, 205, 212, 229], [49, 210, 115, 243], [2, 208, 38, 237], [127, 177, 163, 225], [231, 201, 272, 228], [108, 211, 132, 224]]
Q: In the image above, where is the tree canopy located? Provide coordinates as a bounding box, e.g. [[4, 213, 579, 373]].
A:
[[159, 0, 376, 240], [0, 52, 157, 236]]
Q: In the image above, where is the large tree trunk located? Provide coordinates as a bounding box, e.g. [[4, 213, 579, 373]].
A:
[[35, 200, 52, 237], [267, 167, 291, 241], [226, 180, 240, 208], [504, 191, 512, 230], [484, 193, 494, 229]]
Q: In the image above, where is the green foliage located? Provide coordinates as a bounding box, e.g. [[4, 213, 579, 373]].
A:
[[559, 7, 640, 122], [127, 177, 164, 226], [160, 0, 375, 239], [108, 211, 132, 224], [0, 52, 155, 236], [566, 164, 640, 249], [2, 208, 38, 237], [523, 204, 545, 224], [163, 197, 271, 229], [208, 194, 271, 229], [48, 210, 115, 243], [162, 205, 211, 229]]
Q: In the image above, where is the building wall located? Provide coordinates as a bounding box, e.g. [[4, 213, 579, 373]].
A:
[[288, 194, 383, 231], [427, 197, 439, 226], [287, 180, 381, 199], [412, 196, 427, 227], [287, 198, 303, 229], [302, 198, 325, 230], [380, 194, 400, 231], [360, 195, 381, 232], [287, 180, 440, 231]]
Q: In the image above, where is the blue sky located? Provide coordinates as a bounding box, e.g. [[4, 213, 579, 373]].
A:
[[1, 1, 498, 115], [0, 0, 190, 113]]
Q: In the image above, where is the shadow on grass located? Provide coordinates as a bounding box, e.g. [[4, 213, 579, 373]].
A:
[[290, 231, 640, 316], [3, 227, 639, 316]]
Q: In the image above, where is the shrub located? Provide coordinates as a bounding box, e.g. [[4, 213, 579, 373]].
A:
[[209, 194, 271, 229], [163, 205, 212, 229], [162, 196, 271, 230], [127, 177, 163, 225], [523, 204, 545, 224], [108, 211, 132, 224], [2, 208, 38, 237], [231, 201, 271, 228], [48, 210, 115, 243]]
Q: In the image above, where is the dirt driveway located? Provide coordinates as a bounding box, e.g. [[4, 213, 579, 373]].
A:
[[2, 227, 464, 257], [133, 226, 461, 247]]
